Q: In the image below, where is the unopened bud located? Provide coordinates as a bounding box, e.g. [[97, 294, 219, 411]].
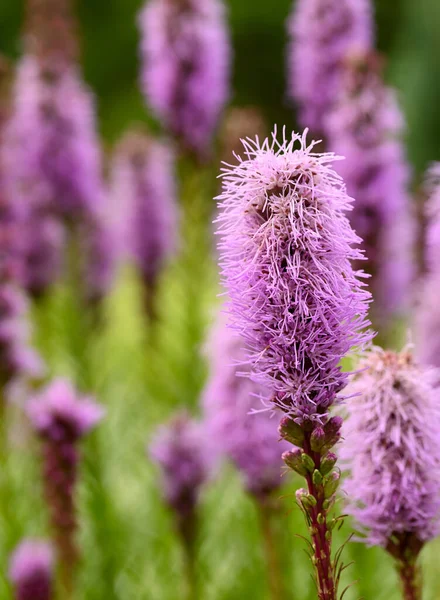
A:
[[320, 453, 337, 476], [310, 426, 326, 452], [324, 471, 341, 499], [322, 416, 343, 451], [312, 469, 323, 485], [282, 449, 308, 476], [301, 453, 315, 472], [278, 416, 304, 446]]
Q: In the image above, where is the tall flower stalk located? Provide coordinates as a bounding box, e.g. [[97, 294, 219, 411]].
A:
[[203, 315, 289, 599], [286, 0, 373, 134], [26, 379, 104, 596], [341, 348, 440, 600], [415, 165, 440, 368], [111, 130, 178, 323], [5, 0, 113, 303], [138, 0, 231, 160], [326, 51, 414, 329], [149, 413, 209, 600], [216, 129, 372, 599], [0, 57, 42, 398]]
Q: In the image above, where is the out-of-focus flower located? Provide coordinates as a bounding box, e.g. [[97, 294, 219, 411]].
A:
[[216, 127, 372, 598], [111, 130, 178, 319], [149, 413, 209, 544], [9, 539, 54, 600], [0, 56, 43, 390], [27, 379, 104, 584], [287, 0, 374, 133], [341, 347, 440, 596], [139, 0, 231, 159], [4, 0, 113, 301], [326, 51, 414, 324], [415, 165, 440, 368], [203, 315, 287, 499], [342, 347, 440, 547]]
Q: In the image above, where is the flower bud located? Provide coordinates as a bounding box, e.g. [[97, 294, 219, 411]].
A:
[[324, 471, 341, 499], [282, 449, 308, 476], [320, 452, 337, 476], [310, 426, 325, 452], [301, 453, 315, 473], [278, 416, 304, 446]]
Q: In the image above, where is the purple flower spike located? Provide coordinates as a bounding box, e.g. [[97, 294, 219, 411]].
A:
[[341, 347, 440, 597], [217, 128, 371, 423], [416, 166, 440, 369], [216, 127, 372, 600], [203, 315, 288, 499], [139, 0, 231, 159], [326, 52, 414, 324], [4, 0, 110, 299], [9, 539, 54, 600], [27, 379, 104, 587], [423, 164, 440, 272], [111, 131, 178, 319], [0, 59, 43, 390], [149, 413, 208, 545], [287, 0, 374, 133]]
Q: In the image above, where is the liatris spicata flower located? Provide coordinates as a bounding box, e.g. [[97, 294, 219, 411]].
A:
[[111, 130, 178, 320], [9, 539, 54, 600], [287, 0, 374, 134], [203, 316, 287, 499], [422, 164, 440, 272], [138, 0, 231, 159], [216, 128, 372, 600], [27, 379, 104, 593], [340, 347, 440, 600], [0, 58, 43, 391], [150, 413, 209, 597], [415, 166, 440, 368], [4, 0, 110, 299], [326, 52, 414, 326], [150, 413, 208, 540]]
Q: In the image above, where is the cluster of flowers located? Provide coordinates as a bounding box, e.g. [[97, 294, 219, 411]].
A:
[[5, 1, 440, 600]]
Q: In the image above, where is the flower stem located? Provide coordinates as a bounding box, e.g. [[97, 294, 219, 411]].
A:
[[302, 436, 337, 600], [257, 500, 286, 600], [177, 511, 198, 600], [397, 560, 421, 600]]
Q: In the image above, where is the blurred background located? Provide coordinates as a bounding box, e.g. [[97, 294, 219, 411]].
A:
[[2, 0, 440, 171], [1, 1, 440, 600]]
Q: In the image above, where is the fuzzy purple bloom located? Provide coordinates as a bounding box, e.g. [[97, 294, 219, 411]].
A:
[[341, 347, 440, 553], [139, 0, 231, 158], [217, 129, 371, 424], [9, 539, 54, 600], [4, 7, 110, 298], [0, 60, 43, 388], [27, 379, 104, 579], [326, 52, 414, 323], [203, 315, 288, 498], [150, 413, 209, 541], [287, 0, 374, 133], [415, 165, 440, 368], [216, 128, 372, 599], [7, 54, 104, 222], [111, 131, 178, 316], [423, 164, 440, 271]]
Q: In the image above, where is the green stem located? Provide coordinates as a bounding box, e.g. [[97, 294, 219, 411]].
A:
[[177, 511, 198, 600]]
